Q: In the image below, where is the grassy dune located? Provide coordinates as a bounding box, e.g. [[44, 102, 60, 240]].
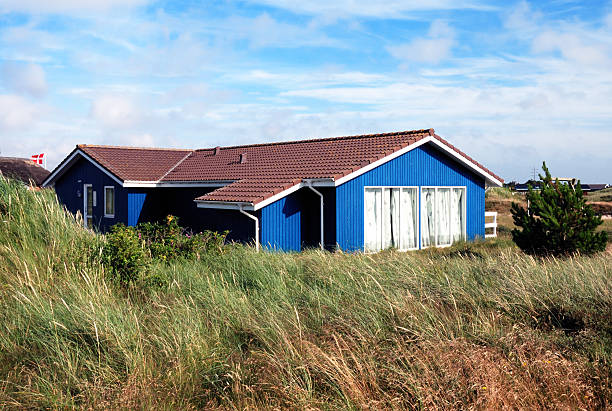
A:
[[1, 177, 611, 409]]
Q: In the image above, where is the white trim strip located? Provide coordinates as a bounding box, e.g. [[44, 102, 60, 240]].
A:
[[428, 138, 503, 187], [196, 201, 254, 210], [43, 149, 124, 187], [123, 181, 233, 188], [252, 183, 304, 211]]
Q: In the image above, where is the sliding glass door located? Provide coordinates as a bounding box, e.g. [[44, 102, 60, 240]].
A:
[[364, 187, 418, 252], [421, 187, 466, 247]]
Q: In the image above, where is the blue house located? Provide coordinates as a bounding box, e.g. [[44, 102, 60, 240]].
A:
[[43, 129, 503, 252]]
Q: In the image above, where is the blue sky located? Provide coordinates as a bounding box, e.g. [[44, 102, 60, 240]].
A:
[[0, 0, 610, 182]]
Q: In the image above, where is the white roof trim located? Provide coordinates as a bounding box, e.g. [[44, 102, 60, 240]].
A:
[[43, 149, 123, 187], [426, 137, 503, 187], [43, 147, 234, 188], [196, 201, 254, 210], [334, 136, 503, 187], [252, 182, 304, 211], [123, 181, 233, 188], [334, 137, 431, 186]]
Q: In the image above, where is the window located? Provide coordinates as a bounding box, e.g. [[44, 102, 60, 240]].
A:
[[84, 184, 93, 229], [421, 187, 466, 247], [364, 187, 418, 252], [104, 186, 115, 218]]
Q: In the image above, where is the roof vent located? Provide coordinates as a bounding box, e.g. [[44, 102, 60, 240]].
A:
[[239, 153, 247, 164], [214, 146, 220, 155]]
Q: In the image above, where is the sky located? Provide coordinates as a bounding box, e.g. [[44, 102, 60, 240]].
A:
[[0, 0, 611, 183]]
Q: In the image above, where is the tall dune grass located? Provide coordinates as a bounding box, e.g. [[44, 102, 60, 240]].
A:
[[0, 176, 610, 409]]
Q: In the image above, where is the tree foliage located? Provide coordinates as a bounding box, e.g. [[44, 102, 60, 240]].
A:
[[511, 162, 607, 255]]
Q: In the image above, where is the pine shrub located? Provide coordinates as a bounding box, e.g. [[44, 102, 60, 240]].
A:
[[511, 163, 607, 255]]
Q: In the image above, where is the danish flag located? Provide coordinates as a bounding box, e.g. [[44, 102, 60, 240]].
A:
[[31, 153, 45, 167]]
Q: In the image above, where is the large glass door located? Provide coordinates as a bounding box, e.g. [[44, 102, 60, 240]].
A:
[[421, 187, 466, 247], [365, 187, 418, 252]]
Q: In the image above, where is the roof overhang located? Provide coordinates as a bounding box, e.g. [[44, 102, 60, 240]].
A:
[[196, 201, 255, 211], [194, 178, 335, 211], [192, 136, 503, 211], [43, 148, 124, 187], [42, 148, 233, 189]]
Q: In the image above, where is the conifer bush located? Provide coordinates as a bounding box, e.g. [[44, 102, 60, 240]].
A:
[[511, 162, 607, 255]]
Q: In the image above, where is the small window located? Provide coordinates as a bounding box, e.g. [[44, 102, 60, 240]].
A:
[[104, 186, 115, 218]]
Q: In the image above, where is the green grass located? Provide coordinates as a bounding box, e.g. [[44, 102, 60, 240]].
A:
[[585, 187, 612, 202], [1, 176, 611, 409], [485, 186, 515, 199]]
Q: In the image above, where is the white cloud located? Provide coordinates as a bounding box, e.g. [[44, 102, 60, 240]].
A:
[[504, 0, 540, 31], [243, 0, 495, 18], [1, 62, 48, 97], [387, 20, 455, 64], [532, 31, 610, 66], [0, 0, 149, 14], [0, 94, 41, 129], [90, 95, 141, 128]]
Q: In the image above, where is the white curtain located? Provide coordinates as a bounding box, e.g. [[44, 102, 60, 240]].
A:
[[451, 188, 464, 242], [436, 188, 451, 246], [364, 188, 382, 251], [422, 188, 435, 247], [382, 188, 392, 249], [399, 188, 417, 250]]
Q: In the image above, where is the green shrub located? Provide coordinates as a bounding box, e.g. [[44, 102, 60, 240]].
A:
[[137, 215, 227, 262], [102, 224, 149, 283], [511, 162, 608, 255]]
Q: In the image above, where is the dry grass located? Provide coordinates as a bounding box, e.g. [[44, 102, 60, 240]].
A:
[[1, 176, 611, 409]]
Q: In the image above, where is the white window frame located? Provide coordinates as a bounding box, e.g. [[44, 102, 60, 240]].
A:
[[363, 186, 420, 252], [420, 186, 467, 249], [104, 186, 115, 218]]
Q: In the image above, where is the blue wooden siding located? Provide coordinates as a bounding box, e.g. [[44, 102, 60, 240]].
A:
[[261, 190, 301, 251], [53, 156, 126, 231], [259, 187, 337, 251], [128, 192, 147, 226], [335, 143, 485, 252]]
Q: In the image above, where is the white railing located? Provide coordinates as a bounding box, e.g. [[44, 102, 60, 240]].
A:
[[485, 211, 497, 238]]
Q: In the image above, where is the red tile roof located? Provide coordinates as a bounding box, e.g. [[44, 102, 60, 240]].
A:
[[78, 145, 192, 182], [65, 129, 502, 207]]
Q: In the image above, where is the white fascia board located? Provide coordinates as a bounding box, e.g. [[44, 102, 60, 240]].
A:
[[123, 181, 233, 188], [427, 138, 503, 187], [43, 149, 124, 187], [304, 178, 335, 187], [334, 136, 503, 188], [196, 201, 254, 210], [334, 138, 432, 186], [252, 182, 304, 211], [195, 179, 331, 212]]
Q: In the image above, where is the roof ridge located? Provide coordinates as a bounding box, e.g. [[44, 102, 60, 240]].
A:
[[0, 156, 36, 161], [157, 150, 195, 182], [77, 144, 192, 152], [194, 129, 432, 152]]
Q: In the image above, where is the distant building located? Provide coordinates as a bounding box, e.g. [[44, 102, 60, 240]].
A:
[[514, 181, 609, 192], [0, 157, 50, 186]]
